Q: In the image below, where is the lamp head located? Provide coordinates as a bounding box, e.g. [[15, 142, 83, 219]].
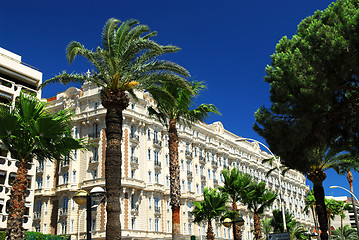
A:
[[222, 218, 232, 228], [90, 186, 106, 203], [73, 190, 88, 205]]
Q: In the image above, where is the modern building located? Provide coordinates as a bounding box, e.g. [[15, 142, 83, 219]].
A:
[[0, 47, 42, 231], [33, 81, 313, 239], [326, 196, 359, 230]]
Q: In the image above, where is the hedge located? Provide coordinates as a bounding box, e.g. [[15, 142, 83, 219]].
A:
[[0, 231, 70, 240]]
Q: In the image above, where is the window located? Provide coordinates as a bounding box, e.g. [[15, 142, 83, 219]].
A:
[[154, 130, 158, 141], [36, 177, 43, 189], [195, 165, 198, 174], [91, 219, 96, 231], [200, 166, 204, 175], [155, 172, 159, 184], [131, 147, 135, 157], [188, 181, 192, 192], [148, 171, 152, 183], [181, 160, 184, 171], [166, 176, 169, 187], [181, 180, 185, 191], [70, 220, 74, 233], [45, 202, 48, 214], [148, 149, 151, 160], [155, 219, 159, 231], [165, 155, 169, 166], [149, 197, 152, 208], [46, 176, 50, 188], [132, 218, 136, 229], [207, 152, 210, 162], [154, 151, 159, 164], [131, 170, 135, 178], [43, 223, 47, 234], [91, 169, 97, 179], [194, 148, 197, 157], [208, 169, 211, 179], [183, 223, 186, 234], [187, 162, 190, 171], [149, 218, 152, 231], [94, 102, 99, 110], [212, 153, 215, 161], [72, 171, 76, 183], [189, 223, 192, 235], [196, 184, 199, 194], [63, 197, 68, 211], [63, 172, 68, 184], [147, 129, 151, 140], [212, 170, 216, 180]]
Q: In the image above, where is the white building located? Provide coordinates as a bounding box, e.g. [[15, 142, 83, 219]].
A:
[[0, 47, 42, 231], [33, 81, 313, 239]]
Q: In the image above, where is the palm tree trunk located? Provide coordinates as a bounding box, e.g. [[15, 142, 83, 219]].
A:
[[168, 118, 181, 239], [347, 171, 359, 237], [311, 205, 321, 240], [7, 160, 29, 240], [253, 212, 263, 240], [328, 210, 332, 240], [233, 202, 242, 240], [308, 170, 328, 240], [101, 90, 129, 240], [207, 221, 214, 240], [340, 216, 344, 240]]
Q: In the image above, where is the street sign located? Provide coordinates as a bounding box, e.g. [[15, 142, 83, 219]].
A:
[[268, 232, 290, 240]]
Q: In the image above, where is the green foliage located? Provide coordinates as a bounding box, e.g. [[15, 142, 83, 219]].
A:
[[23, 232, 70, 240], [219, 168, 252, 204], [192, 187, 228, 224], [253, 0, 359, 173], [0, 231, 6, 240], [332, 225, 359, 240], [41, 18, 191, 98], [241, 181, 277, 215], [148, 81, 219, 127]]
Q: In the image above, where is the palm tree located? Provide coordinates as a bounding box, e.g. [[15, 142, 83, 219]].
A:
[[304, 189, 320, 239], [269, 210, 307, 240], [326, 198, 342, 239], [337, 201, 353, 240], [261, 218, 273, 240], [241, 181, 277, 240], [0, 93, 85, 240], [332, 225, 359, 240], [219, 168, 252, 240], [192, 188, 228, 240], [42, 18, 190, 239], [148, 81, 219, 238]]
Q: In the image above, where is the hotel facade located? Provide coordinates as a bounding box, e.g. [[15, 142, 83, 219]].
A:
[[33, 81, 313, 239], [0, 47, 42, 231]]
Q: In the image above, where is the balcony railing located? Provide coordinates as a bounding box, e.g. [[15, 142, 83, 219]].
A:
[[131, 205, 139, 212], [59, 208, 68, 216], [88, 131, 100, 139], [199, 156, 205, 164], [33, 212, 41, 219], [185, 150, 192, 158], [211, 160, 218, 168], [213, 179, 219, 186], [130, 134, 139, 142], [201, 175, 206, 182], [188, 211, 193, 219], [130, 156, 139, 164], [187, 171, 193, 179], [154, 161, 161, 168], [61, 161, 69, 168], [154, 206, 161, 214], [36, 166, 44, 173], [153, 139, 162, 147], [89, 156, 99, 164]]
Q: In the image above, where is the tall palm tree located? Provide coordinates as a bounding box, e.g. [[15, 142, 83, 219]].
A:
[[148, 81, 219, 238], [337, 201, 352, 240], [332, 225, 359, 240], [42, 18, 191, 239], [241, 181, 277, 240], [326, 198, 342, 240], [219, 168, 252, 240], [0, 93, 85, 240], [192, 188, 228, 240]]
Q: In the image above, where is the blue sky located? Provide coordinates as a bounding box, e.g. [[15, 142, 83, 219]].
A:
[[1, 0, 357, 199]]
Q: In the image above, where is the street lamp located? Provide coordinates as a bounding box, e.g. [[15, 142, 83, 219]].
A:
[[330, 185, 359, 236], [236, 137, 287, 232], [73, 187, 106, 240], [222, 216, 245, 240]]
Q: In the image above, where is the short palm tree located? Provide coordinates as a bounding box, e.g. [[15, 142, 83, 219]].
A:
[[192, 188, 228, 240], [304, 189, 320, 237], [0, 93, 85, 240], [219, 168, 252, 240], [261, 218, 273, 240], [42, 18, 191, 239], [148, 81, 219, 238], [241, 181, 277, 240], [269, 210, 307, 240], [332, 225, 359, 240]]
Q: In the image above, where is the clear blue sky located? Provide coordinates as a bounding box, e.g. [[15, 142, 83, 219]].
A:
[[1, 0, 357, 199]]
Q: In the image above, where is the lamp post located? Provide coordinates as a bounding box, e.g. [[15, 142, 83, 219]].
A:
[[236, 137, 287, 232], [222, 216, 245, 240], [73, 187, 106, 240], [330, 185, 359, 236]]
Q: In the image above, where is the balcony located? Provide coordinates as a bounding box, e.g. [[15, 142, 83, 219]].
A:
[[213, 179, 219, 186], [153, 139, 162, 148], [130, 134, 139, 142], [201, 175, 206, 182], [185, 150, 192, 158], [59, 208, 68, 216], [188, 211, 193, 219], [131, 205, 139, 214], [154, 161, 161, 169], [89, 156, 99, 164], [36, 166, 44, 173], [33, 212, 41, 220], [187, 171, 193, 179], [199, 156, 205, 164], [130, 156, 139, 165], [61, 161, 69, 168], [154, 206, 161, 215], [223, 163, 228, 169], [88, 131, 100, 139], [211, 160, 218, 168]]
